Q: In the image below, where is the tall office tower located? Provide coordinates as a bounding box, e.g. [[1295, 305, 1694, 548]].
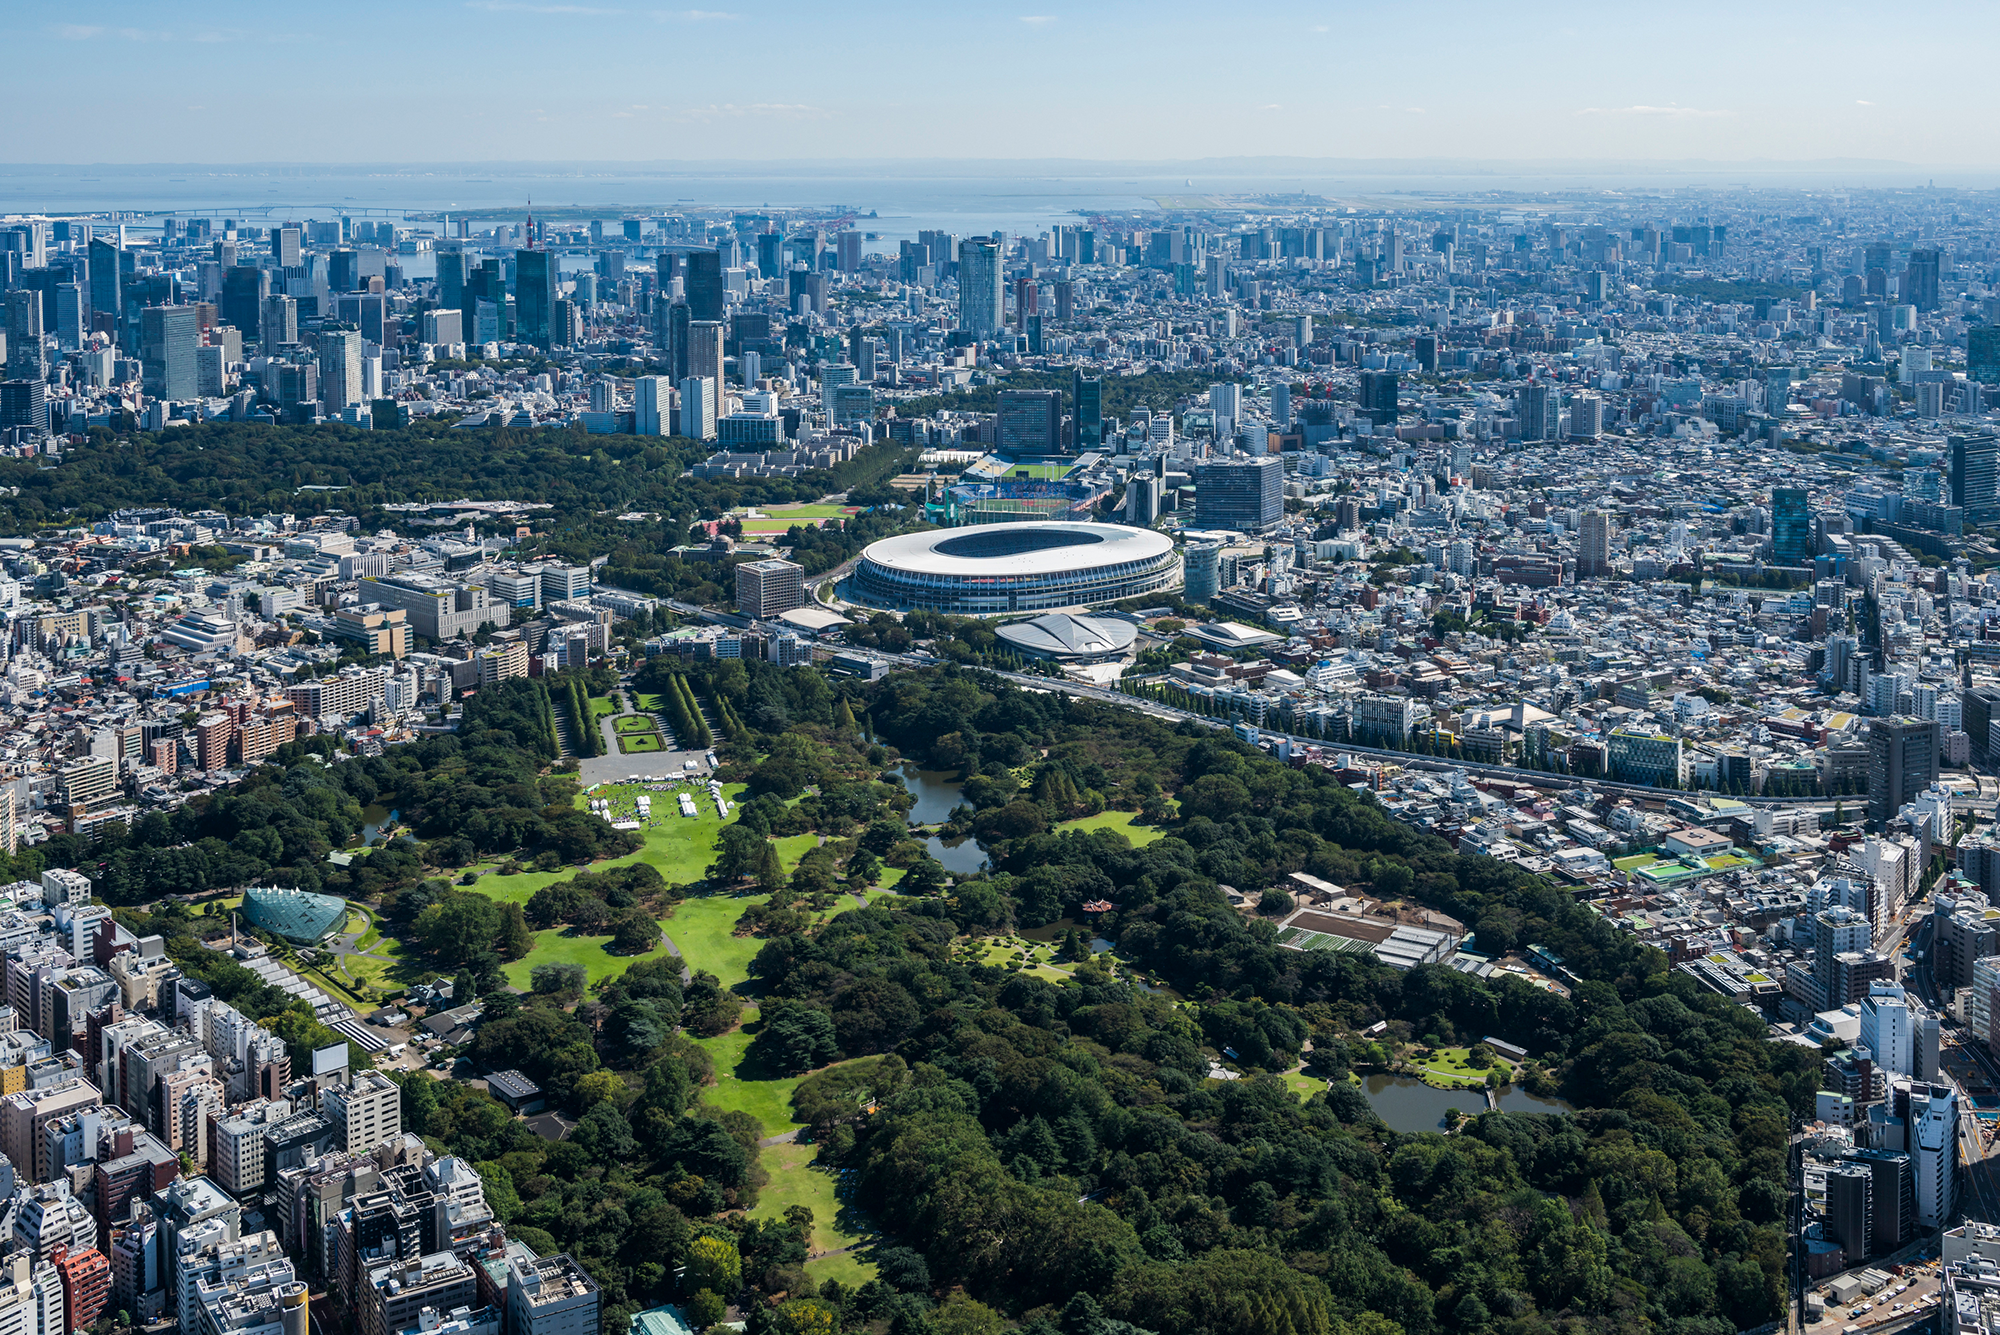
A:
[[1868, 717, 1941, 825], [1514, 381, 1557, 440], [1073, 370, 1102, 452], [1183, 543, 1221, 603], [52, 285, 83, 351], [1907, 1082, 1958, 1228], [317, 329, 362, 413], [1193, 456, 1283, 532], [1970, 327, 2000, 386], [139, 306, 198, 401], [87, 238, 121, 343], [1953, 434, 1999, 522], [756, 232, 782, 277], [514, 250, 556, 351], [1271, 383, 1291, 430], [220, 267, 267, 345], [1568, 393, 1603, 438], [436, 251, 466, 316], [468, 257, 503, 337], [634, 376, 670, 436], [836, 231, 863, 272], [1861, 982, 1916, 1077], [0, 380, 46, 433], [1358, 369, 1399, 426], [677, 376, 716, 440], [1013, 277, 1038, 327], [1822, 1162, 1872, 1261], [1814, 906, 1873, 1002], [1125, 475, 1159, 525], [735, 558, 804, 618], [5, 291, 44, 381], [1772, 487, 1813, 565], [957, 238, 1003, 336], [1907, 248, 1941, 313], [1052, 279, 1074, 322], [686, 250, 724, 322], [259, 296, 297, 353], [327, 249, 358, 293], [664, 302, 691, 383], [271, 226, 301, 268], [1205, 254, 1226, 299], [685, 321, 725, 391], [1578, 510, 1614, 578], [996, 389, 1062, 454]]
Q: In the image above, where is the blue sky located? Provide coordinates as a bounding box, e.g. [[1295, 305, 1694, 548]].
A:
[[11, 0, 1999, 163]]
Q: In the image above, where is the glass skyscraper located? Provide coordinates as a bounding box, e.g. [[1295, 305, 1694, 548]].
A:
[[956, 238, 1003, 336], [1771, 487, 1813, 565]]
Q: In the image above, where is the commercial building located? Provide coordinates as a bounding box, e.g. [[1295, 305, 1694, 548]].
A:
[[1193, 457, 1283, 533], [361, 576, 502, 642], [1867, 716, 1940, 826], [957, 238, 1003, 336], [507, 1254, 598, 1335], [322, 1073, 401, 1156], [734, 559, 803, 619], [996, 391, 1062, 454]]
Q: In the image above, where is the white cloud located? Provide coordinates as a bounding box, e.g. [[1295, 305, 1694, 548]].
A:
[[656, 8, 742, 18], [1311, 23, 1328, 32], [1576, 104, 1732, 119], [1857, 99, 1874, 106], [1019, 14, 1057, 23]]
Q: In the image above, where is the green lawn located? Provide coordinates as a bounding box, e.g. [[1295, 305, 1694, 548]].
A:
[[666, 893, 772, 988], [612, 715, 658, 734], [477, 783, 756, 905], [734, 503, 854, 520], [1611, 853, 1656, 871], [589, 696, 619, 719], [1054, 810, 1168, 847], [693, 1009, 804, 1135], [501, 925, 669, 992], [751, 1139, 877, 1284], [618, 733, 663, 754], [1283, 1068, 1329, 1100], [1410, 1045, 1514, 1089], [636, 693, 665, 711]]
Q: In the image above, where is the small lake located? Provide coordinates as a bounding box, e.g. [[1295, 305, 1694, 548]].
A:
[[899, 765, 990, 873], [354, 806, 401, 846], [1361, 1074, 1571, 1132]]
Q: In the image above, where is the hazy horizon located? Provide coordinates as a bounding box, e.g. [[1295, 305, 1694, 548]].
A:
[[16, 0, 2000, 165]]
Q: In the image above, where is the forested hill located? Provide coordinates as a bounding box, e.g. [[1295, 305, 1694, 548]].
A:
[[0, 420, 916, 533], [748, 668, 1816, 1335]]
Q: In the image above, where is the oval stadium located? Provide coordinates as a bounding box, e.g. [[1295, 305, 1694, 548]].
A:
[[852, 522, 1180, 615]]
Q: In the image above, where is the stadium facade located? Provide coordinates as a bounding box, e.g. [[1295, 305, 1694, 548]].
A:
[[853, 522, 1180, 615]]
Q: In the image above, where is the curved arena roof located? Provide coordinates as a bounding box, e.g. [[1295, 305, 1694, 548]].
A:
[[860, 522, 1173, 578], [994, 612, 1139, 660], [853, 522, 1181, 615]]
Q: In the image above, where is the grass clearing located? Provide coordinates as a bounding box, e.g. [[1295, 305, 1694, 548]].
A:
[[618, 732, 664, 754], [751, 1139, 877, 1275], [501, 925, 668, 992], [588, 696, 619, 718], [666, 893, 771, 988], [692, 1009, 805, 1136], [612, 715, 658, 734], [1053, 810, 1168, 847]]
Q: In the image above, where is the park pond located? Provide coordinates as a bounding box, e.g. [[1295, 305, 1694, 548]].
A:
[[898, 765, 990, 874], [1360, 1074, 1572, 1132]]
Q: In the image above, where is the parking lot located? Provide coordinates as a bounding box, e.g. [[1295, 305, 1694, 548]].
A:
[[1805, 1257, 1943, 1334]]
